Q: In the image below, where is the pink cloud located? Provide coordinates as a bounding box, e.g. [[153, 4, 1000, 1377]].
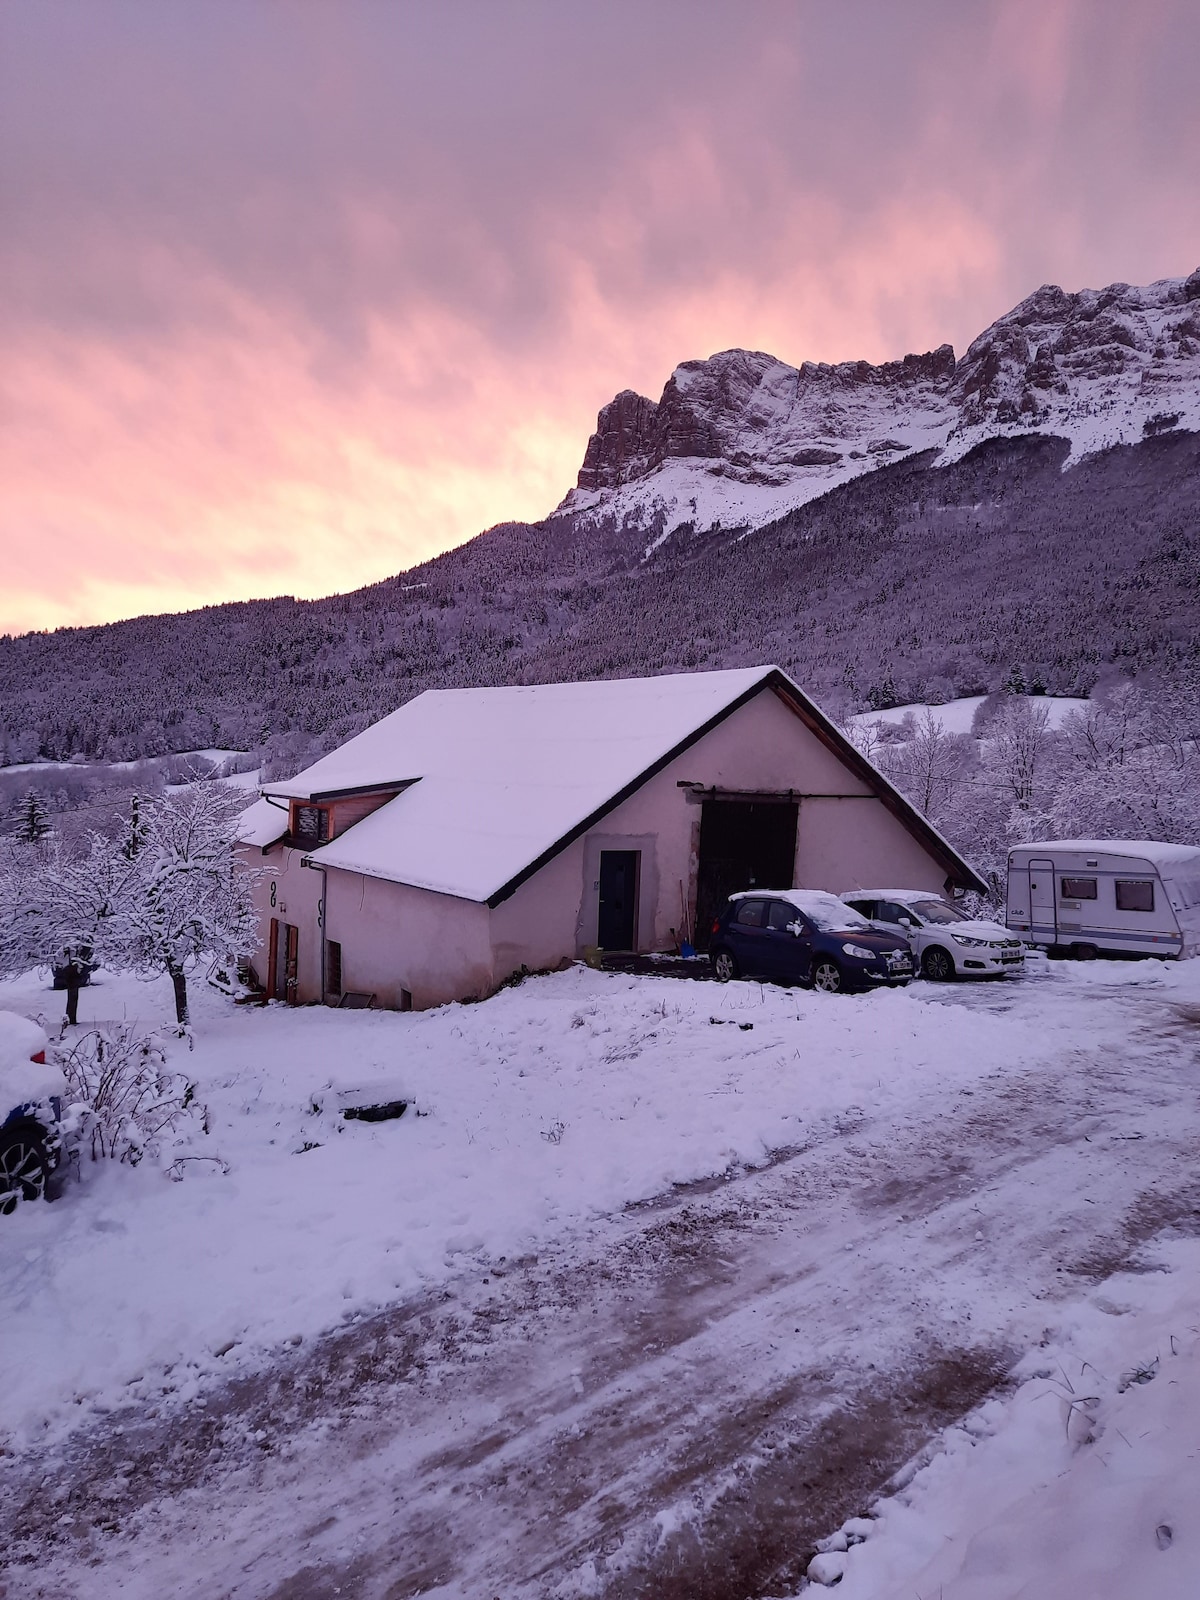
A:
[[2, 1, 1198, 634]]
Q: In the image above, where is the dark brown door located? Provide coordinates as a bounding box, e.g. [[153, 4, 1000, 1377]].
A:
[[284, 924, 299, 1004], [267, 917, 280, 999], [695, 800, 799, 948]]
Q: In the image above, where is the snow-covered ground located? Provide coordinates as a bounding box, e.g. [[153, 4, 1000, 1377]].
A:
[[4, 955, 1200, 1597], [848, 693, 1091, 737], [819, 1239, 1200, 1598], [0, 747, 247, 777], [0, 961, 1062, 1450]]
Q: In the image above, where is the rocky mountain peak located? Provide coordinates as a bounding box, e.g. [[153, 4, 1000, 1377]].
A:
[[561, 268, 1200, 546]]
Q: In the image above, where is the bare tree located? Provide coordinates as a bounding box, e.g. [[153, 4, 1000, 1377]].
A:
[[0, 833, 133, 1024], [116, 785, 258, 1028], [983, 698, 1054, 812], [879, 710, 974, 826]]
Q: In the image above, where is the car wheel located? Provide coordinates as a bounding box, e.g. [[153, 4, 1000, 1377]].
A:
[[811, 959, 843, 994], [0, 1127, 50, 1216], [711, 948, 738, 983], [922, 946, 956, 982]]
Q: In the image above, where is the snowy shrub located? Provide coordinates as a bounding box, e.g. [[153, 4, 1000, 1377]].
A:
[[53, 1023, 209, 1167]]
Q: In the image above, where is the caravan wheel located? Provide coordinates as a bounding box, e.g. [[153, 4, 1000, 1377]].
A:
[[1069, 943, 1099, 961]]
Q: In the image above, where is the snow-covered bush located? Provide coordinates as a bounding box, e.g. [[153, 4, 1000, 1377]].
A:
[[54, 1023, 207, 1167]]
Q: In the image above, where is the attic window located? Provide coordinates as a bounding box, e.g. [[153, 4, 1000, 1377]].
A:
[[293, 804, 330, 845]]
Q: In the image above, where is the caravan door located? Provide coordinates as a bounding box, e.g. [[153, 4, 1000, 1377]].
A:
[[1028, 858, 1057, 945]]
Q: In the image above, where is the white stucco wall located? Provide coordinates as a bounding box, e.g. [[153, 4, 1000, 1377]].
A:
[[323, 869, 493, 1011]]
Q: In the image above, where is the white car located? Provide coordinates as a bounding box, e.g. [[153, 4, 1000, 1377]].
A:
[[839, 890, 1025, 981]]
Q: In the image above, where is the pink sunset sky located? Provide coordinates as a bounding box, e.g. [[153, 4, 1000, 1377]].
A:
[[2, 0, 1198, 638]]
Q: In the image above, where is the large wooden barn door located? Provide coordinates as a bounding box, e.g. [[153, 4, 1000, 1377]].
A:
[[695, 800, 799, 948]]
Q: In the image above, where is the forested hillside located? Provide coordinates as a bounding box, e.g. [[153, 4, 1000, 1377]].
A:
[[1, 428, 1198, 769]]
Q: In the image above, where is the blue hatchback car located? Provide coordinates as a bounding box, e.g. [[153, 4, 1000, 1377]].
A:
[[710, 889, 914, 993]]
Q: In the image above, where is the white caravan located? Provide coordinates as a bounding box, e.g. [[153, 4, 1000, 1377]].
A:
[[1006, 840, 1200, 960]]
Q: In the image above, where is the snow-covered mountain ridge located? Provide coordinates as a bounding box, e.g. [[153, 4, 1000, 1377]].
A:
[[559, 268, 1200, 545]]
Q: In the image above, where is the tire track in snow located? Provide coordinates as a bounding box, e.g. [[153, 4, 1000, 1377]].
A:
[[4, 982, 1199, 1598]]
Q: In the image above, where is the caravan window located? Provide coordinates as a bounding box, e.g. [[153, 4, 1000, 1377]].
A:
[[1115, 879, 1154, 913], [1061, 877, 1097, 900]]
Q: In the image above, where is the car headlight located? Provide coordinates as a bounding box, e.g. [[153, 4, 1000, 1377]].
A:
[[951, 934, 988, 947], [842, 943, 877, 960]]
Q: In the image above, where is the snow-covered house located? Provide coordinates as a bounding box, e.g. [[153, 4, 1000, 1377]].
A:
[[235, 666, 985, 1010]]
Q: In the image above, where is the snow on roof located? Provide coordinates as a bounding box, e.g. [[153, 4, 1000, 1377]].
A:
[[267, 668, 777, 902], [235, 796, 289, 850], [1010, 840, 1200, 869]]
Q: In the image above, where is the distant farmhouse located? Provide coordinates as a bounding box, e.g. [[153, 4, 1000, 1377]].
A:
[[235, 666, 984, 1010]]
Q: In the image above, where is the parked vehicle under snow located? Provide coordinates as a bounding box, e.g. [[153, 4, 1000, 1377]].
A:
[[0, 1011, 64, 1214], [1006, 841, 1200, 960], [840, 890, 1025, 981]]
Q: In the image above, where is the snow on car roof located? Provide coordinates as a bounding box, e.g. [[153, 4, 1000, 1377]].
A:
[[731, 888, 871, 929], [258, 668, 777, 903], [0, 1011, 61, 1109], [1008, 840, 1200, 868], [842, 889, 949, 904]]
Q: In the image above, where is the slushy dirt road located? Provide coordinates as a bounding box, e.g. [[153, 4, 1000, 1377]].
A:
[[4, 971, 1200, 1599]]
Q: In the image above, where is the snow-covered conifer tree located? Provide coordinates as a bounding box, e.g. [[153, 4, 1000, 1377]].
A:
[[15, 790, 51, 842]]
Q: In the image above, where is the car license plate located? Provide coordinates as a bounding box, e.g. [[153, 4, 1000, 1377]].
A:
[[1001, 951, 1022, 962]]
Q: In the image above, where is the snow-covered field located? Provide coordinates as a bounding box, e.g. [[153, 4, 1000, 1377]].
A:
[[0, 961, 1061, 1449], [4, 955, 1200, 1597], [848, 693, 1090, 737]]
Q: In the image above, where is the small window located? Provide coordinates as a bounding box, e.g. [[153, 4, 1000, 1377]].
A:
[[844, 899, 875, 919], [1115, 879, 1154, 913], [767, 901, 797, 932], [326, 940, 343, 996], [294, 804, 330, 844], [879, 902, 912, 925], [1061, 877, 1097, 901], [734, 899, 767, 928]]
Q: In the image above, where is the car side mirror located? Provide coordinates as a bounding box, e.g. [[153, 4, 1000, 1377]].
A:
[[787, 921, 803, 937], [899, 917, 914, 929]]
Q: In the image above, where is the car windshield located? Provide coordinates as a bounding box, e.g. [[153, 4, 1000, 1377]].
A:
[[909, 898, 970, 925], [787, 895, 872, 933]]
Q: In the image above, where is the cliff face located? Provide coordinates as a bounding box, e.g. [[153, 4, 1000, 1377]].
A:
[[562, 269, 1200, 540], [1, 269, 1198, 767]]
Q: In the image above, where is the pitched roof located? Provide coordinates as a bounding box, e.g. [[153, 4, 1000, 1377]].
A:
[[242, 666, 985, 902]]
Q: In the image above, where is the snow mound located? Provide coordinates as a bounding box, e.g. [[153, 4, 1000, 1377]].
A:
[[0, 1011, 59, 1108]]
